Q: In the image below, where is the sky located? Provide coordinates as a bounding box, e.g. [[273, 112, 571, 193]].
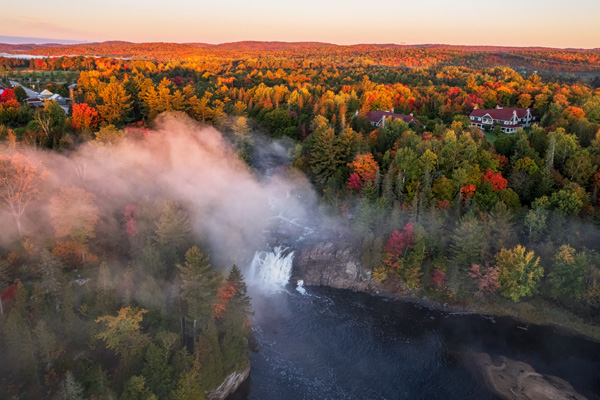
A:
[[2, 0, 599, 48]]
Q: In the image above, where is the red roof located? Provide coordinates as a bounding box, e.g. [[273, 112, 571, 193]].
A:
[[367, 111, 422, 125], [470, 107, 530, 121]]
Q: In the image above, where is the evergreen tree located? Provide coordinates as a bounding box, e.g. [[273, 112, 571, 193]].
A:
[[139, 242, 167, 279], [310, 126, 345, 184], [95, 262, 117, 314], [218, 266, 252, 372], [172, 362, 206, 400], [195, 319, 223, 390], [177, 247, 221, 347], [155, 201, 192, 266], [57, 371, 84, 400], [38, 249, 64, 313], [3, 292, 37, 379], [450, 214, 489, 269], [121, 375, 157, 400], [83, 365, 115, 400], [33, 320, 62, 367], [449, 214, 489, 292], [548, 245, 588, 303], [0, 258, 8, 314], [487, 202, 515, 254]]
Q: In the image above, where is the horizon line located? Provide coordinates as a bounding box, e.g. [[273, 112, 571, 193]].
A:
[[1, 35, 599, 51]]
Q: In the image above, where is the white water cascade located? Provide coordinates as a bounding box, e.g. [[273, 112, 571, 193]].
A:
[[248, 246, 294, 291]]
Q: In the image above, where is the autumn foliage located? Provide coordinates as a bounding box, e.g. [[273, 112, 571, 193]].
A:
[[347, 153, 379, 191], [460, 184, 476, 200], [214, 282, 236, 319], [482, 169, 508, 191], [0, 89, 15, 103], [432, 270, 446, 286], [563, 106, 585, 119], [71, 103, 100, 130], [468, 264, 501, 297], [0, 153, 47, 236], [384, 222, 415, 257]]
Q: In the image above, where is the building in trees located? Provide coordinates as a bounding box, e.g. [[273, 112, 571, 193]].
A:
[[359, 110, 422, 128], [469, 106, 536, 133]]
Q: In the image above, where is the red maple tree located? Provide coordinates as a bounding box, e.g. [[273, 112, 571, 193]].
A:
[[71, 103, 100, 130], [384, 222, 415, 257], [482, 169, 507, 191]]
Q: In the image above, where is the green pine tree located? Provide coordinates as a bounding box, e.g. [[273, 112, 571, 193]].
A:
[[177, 247, 221, 349], [121, 375, 157, 400], [142, 344, 175, 399], [156, 201, 192, 266], [57, 371, 84, 400], [195, 319, 223, 390]]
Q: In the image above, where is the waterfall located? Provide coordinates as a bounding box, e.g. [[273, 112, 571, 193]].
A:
[[248, 246, 294, 291]]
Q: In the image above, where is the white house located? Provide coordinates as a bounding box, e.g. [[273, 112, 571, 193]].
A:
[[469, 106, 536, 133]]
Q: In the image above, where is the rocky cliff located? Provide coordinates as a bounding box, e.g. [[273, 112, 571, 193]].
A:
[[292, 241, 372, 291]]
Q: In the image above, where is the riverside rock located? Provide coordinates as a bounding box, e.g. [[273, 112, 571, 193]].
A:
[[292, 241, 371, 291], [462, 351, 587, 400], [207, 367, 250, 400]]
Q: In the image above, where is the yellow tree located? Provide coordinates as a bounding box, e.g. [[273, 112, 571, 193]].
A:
[[98, 78, 132, 125], [96, 307, 150, 366], [142, 78, 186, 119], [496, 245, 543, 302]]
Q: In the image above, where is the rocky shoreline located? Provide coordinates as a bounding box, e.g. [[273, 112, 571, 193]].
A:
[[291, 241, 598, 399], [291, 240, 600, 342], [291, 240, 473, 314]]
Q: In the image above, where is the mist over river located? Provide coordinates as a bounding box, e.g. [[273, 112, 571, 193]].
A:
[[229, 282, 600, 400]]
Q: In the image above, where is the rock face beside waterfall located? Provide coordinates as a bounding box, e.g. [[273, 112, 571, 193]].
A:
[[293, 242, 371, 290]]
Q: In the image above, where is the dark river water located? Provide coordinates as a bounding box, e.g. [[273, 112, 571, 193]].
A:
[[230, 285, 600, 400]]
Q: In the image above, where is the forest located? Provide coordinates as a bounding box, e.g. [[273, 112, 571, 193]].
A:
[[1, 43, 600, 399]]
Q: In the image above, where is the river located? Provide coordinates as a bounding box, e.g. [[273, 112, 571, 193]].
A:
[[228, 250, 600, 400]]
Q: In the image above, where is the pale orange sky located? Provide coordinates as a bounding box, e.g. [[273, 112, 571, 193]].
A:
[[2, 0, 600, 48]]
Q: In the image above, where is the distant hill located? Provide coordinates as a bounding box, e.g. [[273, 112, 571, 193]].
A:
[[203, 41, 337, 51], [0, 35, 84, 45], [1, 40, 598, 55], [0, 43, 66, 52], [0, 40, 598, 73]]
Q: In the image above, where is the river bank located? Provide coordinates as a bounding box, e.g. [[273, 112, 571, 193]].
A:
[[291, 240, 600, 343], [230, 284, 600, 399]]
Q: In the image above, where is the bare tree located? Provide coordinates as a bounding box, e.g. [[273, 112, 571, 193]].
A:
[[0, 153, 46, 236]]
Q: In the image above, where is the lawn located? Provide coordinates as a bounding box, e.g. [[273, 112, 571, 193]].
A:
[[485, 131, 498, 143]]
